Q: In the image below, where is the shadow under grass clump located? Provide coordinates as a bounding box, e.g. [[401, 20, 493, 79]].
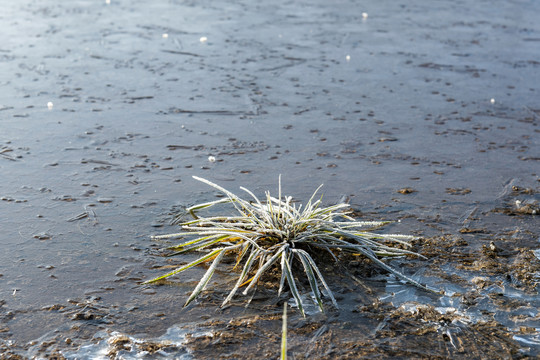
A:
[[144, 176, 435, 315]]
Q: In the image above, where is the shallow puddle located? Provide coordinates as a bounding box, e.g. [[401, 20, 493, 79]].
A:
[[1, 0, 539, 358]]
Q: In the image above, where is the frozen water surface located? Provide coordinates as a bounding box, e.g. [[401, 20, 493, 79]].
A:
[[0, 0, 539, 358]]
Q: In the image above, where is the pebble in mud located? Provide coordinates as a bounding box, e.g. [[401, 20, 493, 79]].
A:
[[1, 196, 28, 203], [33, 232, 52, 240], [514, 199, 539, 215], [397, 188, 416, 194], [72, 312, 97, 321], [53, 195, 77, 202], [445, 188, 472, 195], [378, 137, 398, 142]]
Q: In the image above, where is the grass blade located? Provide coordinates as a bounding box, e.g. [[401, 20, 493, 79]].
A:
[[167, 234, 231, 255], [282, 251, 305, 317], [222, 247, 260, 307], [281, 302, 288, 360], [243, 245, 287, 295], [294, 249, 338, 308], [143, 248, 226, 284], [278, 250, 287, 296], [349, 244, 436, 293], [184, 247, 231, 307], [294, 250, 323, 312]]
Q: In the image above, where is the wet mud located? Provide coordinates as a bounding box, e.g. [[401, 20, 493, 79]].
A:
[[1, 0, 539, 358]]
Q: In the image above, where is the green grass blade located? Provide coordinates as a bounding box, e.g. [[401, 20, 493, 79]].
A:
[[167, 237, 232, 257], [178, 229, 267, 252], [281, 302, 287, 360], [143, 248, 225, 284], [168, 234, 229, 251]]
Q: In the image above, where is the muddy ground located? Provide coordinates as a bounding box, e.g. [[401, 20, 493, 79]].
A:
[[0, 0, 539, 358]]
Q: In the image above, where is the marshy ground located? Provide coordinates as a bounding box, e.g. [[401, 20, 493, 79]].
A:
[[0, 0, 539, 358]]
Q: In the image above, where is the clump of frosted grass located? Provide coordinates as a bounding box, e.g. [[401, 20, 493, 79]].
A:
[[144, 176, 432, 316]]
